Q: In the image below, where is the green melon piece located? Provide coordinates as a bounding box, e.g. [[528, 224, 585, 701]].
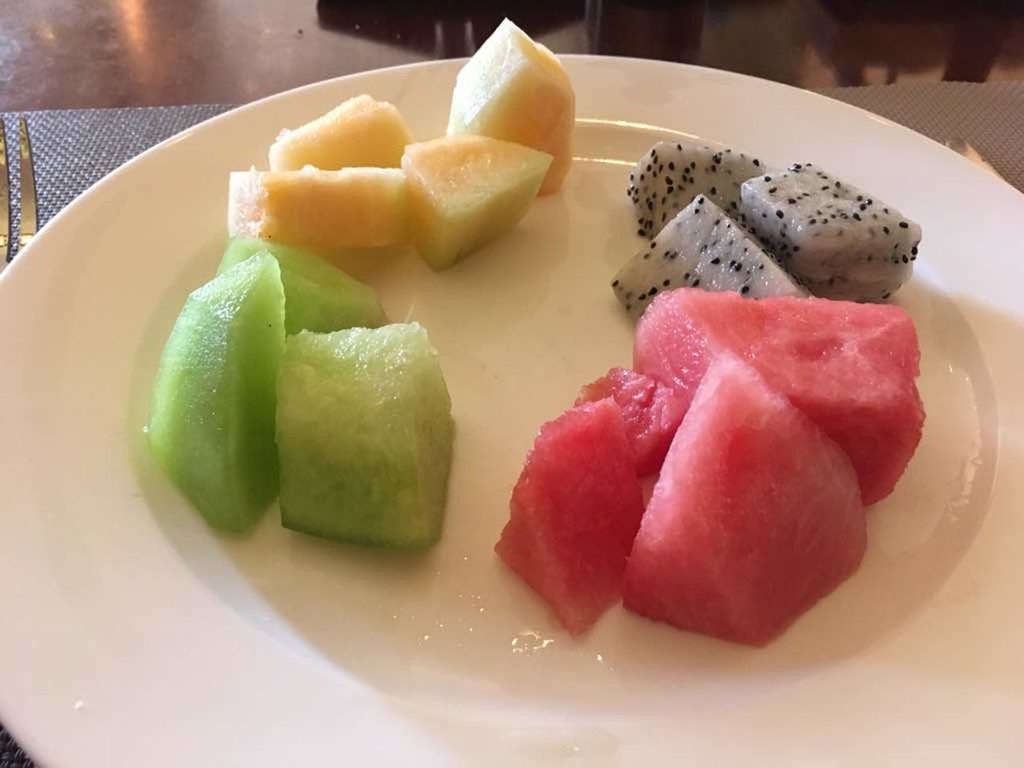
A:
[[147, 253, 286, 532], [276, 323, 455, 548], [218, 236, 386, 335]]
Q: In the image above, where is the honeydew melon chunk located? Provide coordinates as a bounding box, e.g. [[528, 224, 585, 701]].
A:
[[276, 324, 454, 548], [447, 18, 575, 194], [227, 167, 408, 251], [147, 253, 285, 532], [218, 237, 386, 334], [269, 94, 414, 171], [401, 134, 551, 270]]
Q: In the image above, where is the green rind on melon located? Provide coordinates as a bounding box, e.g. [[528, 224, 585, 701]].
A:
[[218, 237, 386, 335], [276, 323, 454, 548], [147, 252, 286, 532]]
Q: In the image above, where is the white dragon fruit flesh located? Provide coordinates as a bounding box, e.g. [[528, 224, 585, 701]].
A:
[[626, 140, 767, 238], [612, 195, 806, 317], [739, 163, 921, 301]]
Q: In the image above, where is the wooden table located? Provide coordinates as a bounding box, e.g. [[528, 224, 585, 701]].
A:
[[4, 0, 1024, 111]]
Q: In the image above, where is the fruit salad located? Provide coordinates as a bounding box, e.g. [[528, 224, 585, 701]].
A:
[[146, 17, 927, 650]]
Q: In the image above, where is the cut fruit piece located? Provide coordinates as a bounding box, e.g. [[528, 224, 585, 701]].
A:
[[623, 355, 866, 646], [739, 164, 920, 302], [147, 253, 285, 532], [447, 18, 574, 195], [218, 237, 386, 335], [612, 196, 805, 318], [401, 134, 551, 270], [269, 94, 413, 171], [496, 399, 645, 635], [227, 167, 408, 251], [627, 140, 768, 238], [634, 288, 924, 505], [576, 367, 687, 477], [276, 324, 454, 548]]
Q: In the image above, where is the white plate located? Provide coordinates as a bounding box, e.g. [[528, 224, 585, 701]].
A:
[[1, 57, 1023, 766]]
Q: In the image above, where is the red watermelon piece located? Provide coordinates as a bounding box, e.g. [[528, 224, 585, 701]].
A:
[[496, 399, 645, 635], [634, 288, 924, 505], [576, 367, 687, 477], [623, 354, 866, 646]]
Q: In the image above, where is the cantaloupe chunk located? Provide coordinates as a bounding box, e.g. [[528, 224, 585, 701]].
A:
[[227, 167, 408, 251], [447, 18, 574, 195], [268, 95, 414, 171], [401, 134, 551, 270]]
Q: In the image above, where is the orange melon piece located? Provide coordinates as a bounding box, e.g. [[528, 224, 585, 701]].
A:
[[268, 95, 413, 171], [447, 18, 574, 195], [401, 135, 551, 270], [228, 167, 407, 250]]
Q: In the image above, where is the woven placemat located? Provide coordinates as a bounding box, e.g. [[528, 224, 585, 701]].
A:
[[819, 81, 1024, 190], [1, 105, 230, 263], [1, 80, 1021, 765]]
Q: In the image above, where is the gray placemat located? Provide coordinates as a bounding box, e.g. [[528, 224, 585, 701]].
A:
[[0, 80, 1021, 766], [819, 81, 1024, 190], [2, 105, 231, 263]]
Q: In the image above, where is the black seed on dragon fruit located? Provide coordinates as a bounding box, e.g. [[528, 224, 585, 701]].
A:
[[612, 197, 805, 317], [626, 140, 767, 238], [738, 164, 922, 302]]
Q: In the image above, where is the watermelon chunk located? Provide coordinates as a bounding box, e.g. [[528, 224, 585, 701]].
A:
[[496, 399, 645, 635], [576, 367, 687, 477], [623, 355, 866, 646], [634, 288, 924, 505]]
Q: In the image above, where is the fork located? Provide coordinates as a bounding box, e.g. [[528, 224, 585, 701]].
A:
[[0, 118, 8, 267], [0, 116, 39, 274]]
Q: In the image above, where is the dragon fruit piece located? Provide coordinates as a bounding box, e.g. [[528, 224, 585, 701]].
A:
[[739, 163, 922, 302], [626, 140, 767, 238], [612, 196, 805, 317]]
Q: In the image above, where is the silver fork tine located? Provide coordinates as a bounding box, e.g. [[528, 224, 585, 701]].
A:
[[18, 117, 38, 251], [0, 118, 9, 269]]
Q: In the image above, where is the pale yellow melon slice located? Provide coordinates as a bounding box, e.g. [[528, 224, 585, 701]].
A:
[[268, 95, 414, 171], [401, 135, 551, 270], [228, 167, 407, 250], [447, 18, 574, 195]]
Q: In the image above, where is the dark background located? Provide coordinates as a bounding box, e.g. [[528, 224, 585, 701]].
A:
[[2, 0, 1023, 110]]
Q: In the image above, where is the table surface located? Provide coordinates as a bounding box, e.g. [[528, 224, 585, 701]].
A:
[[4, 0, 1024, 111]]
